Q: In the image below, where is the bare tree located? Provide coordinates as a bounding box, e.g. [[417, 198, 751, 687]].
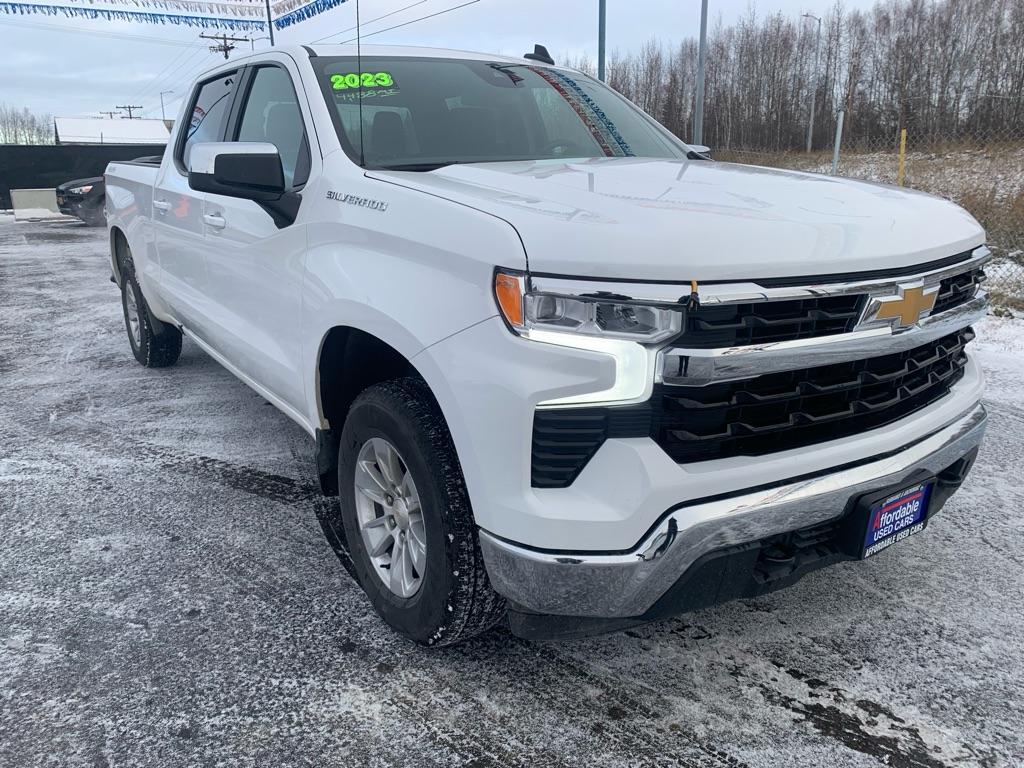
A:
[[0, 104, 54, 145], [564, 0, 1024, 152]]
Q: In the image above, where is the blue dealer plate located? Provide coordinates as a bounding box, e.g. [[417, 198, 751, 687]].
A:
[[862, 482, 933, 559]]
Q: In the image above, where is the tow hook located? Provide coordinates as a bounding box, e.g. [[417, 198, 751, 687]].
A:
[[637, 518, 678, 562]]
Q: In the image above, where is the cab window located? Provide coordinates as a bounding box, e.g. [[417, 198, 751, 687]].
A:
[[234, 65, 311, 188], [179, 72, 236, 170]]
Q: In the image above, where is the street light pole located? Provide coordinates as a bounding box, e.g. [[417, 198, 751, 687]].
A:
[[159, 90, 173, 122], [693, 0, 709, 145], [804, 13, 822, 153], [597, 0, 607, 81]]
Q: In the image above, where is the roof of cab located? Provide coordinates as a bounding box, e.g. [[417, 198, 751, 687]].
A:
[[301, 43, 550, 66], [189, 44, 570, 86]]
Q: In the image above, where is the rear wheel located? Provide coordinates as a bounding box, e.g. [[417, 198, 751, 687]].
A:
[[337, 378, 506, 646], [120, 268, 182, 368]]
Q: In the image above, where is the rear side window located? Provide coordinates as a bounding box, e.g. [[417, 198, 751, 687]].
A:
[[179, 72, 236, 170], [234, 66, 311, 188]]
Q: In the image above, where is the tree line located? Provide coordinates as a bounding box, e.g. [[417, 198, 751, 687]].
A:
[[571, 0, 1024, 152], [0, 104, 54, 146]]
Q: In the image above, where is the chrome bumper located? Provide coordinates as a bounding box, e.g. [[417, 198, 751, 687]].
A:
[[479, 402, 987, 618]]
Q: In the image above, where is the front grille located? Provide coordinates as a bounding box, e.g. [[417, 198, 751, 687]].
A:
[[933, 268, 984, 314], [677, 265, 984, 350], [531, 329, 973, 487], [657, 328, 972, 463], [682, 295, 863, 348]]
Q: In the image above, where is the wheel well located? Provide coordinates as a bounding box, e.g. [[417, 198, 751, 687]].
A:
[[110, 227, 131, 285], [315, 327, 424, 495]]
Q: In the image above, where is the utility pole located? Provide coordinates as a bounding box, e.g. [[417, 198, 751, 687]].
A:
[[116, 105, 143, 119], [159, 90, 174, 122], [693, 0, 709, 146], [804, 13, 822, 152], [99, 110, 120, 119], [200, 32, 249, 59], [597, 0, 606, 81], [264, 0, 275, 46]]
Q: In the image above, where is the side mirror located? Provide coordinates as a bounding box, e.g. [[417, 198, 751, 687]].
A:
[[687, 144, 712, 160], [187, 142, 300, 228]]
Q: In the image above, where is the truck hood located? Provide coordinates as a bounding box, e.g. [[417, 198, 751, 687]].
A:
[[370, 158, 985, 282]]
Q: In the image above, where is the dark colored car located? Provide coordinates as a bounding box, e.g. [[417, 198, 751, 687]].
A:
[[56, 176, 105, 227]]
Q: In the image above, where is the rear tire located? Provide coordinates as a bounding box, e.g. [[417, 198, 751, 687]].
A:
[[337, 378, 506, 647], [121, 268, 182, 368]]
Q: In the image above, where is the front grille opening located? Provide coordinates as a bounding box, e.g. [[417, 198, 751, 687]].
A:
[[682, 294, 864, 348], [530, 328, 974, 488], [933, 268, 984, 315], [658, 328, 973, 463]]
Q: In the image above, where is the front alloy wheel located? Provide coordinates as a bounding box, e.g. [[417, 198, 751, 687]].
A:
[[354, 437, 427, 599]]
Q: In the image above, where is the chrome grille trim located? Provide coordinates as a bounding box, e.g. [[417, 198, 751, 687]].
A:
[[660, 293, 987, 386]]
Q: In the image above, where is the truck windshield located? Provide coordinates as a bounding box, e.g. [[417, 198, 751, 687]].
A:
[[314, 56, 688, 170]]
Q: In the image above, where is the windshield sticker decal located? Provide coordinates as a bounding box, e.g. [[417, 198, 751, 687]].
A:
[[331, 71, 396, 90], [527, 67, 633, 158]]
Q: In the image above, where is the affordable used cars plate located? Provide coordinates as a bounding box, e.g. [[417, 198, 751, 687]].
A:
[[862, 482, 933, 558]]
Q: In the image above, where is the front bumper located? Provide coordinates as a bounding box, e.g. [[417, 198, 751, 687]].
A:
[[479, 402, 987, 622]]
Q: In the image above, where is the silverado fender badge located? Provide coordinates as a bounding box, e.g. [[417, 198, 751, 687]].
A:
[[326, 190, 389, 212]]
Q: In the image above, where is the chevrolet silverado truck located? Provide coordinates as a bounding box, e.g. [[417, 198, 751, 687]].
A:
[[104, 44, 989, 646]]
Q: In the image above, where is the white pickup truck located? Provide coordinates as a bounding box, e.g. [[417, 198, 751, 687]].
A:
[[106, 43, 989, 645]]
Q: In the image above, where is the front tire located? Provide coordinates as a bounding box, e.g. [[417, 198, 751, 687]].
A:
[[121, 269, 182, 368], [337, 378, 506, 647]]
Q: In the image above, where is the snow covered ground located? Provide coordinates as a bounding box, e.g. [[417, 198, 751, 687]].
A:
[[1, 215, 1023, 767]]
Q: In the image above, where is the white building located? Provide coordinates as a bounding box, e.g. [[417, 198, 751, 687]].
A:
[[54, 117, 171, 145]]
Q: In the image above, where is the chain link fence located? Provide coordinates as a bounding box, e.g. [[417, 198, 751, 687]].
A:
[[716, 127, 1024, 313]]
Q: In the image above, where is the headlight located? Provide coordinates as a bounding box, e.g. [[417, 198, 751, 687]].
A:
[[68, 185, 93, 195], [493, 271, 683, 407], [494, 271, 681, 343]]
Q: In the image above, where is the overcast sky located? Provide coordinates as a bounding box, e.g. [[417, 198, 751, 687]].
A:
[[0, 0, 875, 121]]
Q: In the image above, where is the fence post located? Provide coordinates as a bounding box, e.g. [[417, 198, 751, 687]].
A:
[[831, 109, 845, 176], [897, 128, 907, 186]]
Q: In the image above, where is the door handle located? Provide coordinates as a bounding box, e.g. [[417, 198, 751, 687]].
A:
[[153, 199, 171, 214], [203, 214, 226, 230]]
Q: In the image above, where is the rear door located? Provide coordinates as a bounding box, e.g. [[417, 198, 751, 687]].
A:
[[199, 58, 315, 415], [153, 70, 238, 334]]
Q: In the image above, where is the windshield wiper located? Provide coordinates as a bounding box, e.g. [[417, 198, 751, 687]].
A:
[[373, 161, 464, 172]]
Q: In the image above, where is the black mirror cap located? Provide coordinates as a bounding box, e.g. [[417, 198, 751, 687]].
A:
[[524, 45, 555, 66], [188, 152, 286, 201]]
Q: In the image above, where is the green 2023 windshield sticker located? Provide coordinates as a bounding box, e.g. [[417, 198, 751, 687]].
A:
[[331, 72, 396, 90]]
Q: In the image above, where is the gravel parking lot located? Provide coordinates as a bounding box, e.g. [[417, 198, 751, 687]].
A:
[[2, 213, 1023, 768]]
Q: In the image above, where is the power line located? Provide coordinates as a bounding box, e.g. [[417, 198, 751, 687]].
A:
[[312, 0, 429, 43], [142, 48, 231, 118], [116, 105, 144, 119], [125, 38, 206, 107], [336, 0, 482, 44]]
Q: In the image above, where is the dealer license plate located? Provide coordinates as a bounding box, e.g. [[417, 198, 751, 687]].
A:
[[862, 482, 933, 559]]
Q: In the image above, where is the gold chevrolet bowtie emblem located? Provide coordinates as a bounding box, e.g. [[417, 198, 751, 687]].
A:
[[874, 285, 939, 327]]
